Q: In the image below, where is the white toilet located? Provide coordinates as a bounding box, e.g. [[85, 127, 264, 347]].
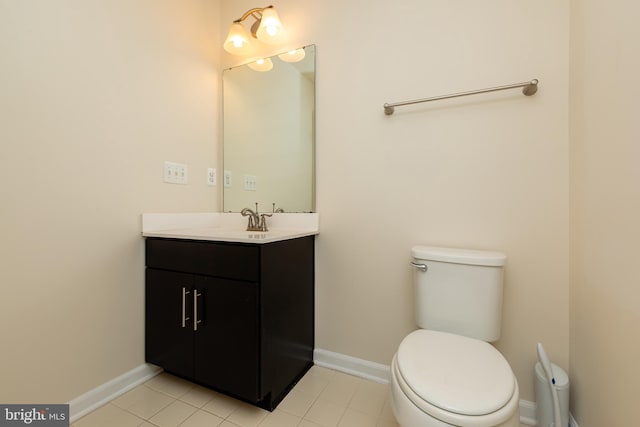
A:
[[390, 246, 520, 427]]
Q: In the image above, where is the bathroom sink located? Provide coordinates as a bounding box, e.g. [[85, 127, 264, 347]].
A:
[[141, 212, 319, 244], [142, 226, 316, 244]]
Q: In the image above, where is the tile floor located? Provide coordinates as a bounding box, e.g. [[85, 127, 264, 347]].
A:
[[72, 366, 530, 427], [72, 366, 399, 427]]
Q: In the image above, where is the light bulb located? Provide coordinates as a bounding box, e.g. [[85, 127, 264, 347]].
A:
[[224, 22, 253, 55], [266, 26, 277, 36], [256, 7, 286, 44]]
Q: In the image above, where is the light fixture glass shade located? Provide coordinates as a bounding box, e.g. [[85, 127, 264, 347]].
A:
[[256, 7, 286, 44], [278, 48, 306, 63], [247, 57, 273, 72], [224, 22, 253, 55]]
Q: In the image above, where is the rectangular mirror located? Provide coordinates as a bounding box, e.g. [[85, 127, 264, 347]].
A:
[[222, 45, 316, 213]]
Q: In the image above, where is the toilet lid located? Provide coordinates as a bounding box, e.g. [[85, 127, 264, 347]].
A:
[[396, 330, 515, 416]]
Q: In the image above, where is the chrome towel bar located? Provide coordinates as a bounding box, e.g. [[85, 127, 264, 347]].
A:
[[383, 79, 539, 115]]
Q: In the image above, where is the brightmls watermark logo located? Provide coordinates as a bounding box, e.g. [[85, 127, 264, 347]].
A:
[[0, 405, 68, 426]]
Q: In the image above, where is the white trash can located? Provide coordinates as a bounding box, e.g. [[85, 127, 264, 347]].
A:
[[535, 362, 570, 427]]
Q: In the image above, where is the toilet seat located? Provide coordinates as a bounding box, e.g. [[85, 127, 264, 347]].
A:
[[393, 330, 519, 427]]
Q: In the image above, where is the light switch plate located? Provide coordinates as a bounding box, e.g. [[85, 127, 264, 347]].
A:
[[164, 161, 188, 185], [243, 175, 257, 191]]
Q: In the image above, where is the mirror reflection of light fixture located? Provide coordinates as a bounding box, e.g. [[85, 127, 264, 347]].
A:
[[223, 5, 286, 56], [247, 57, 274, 72], [278, 48, 306, 63]]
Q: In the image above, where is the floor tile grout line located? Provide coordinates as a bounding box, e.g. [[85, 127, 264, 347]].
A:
[[119, 384, 203, 427], [77, 367, 399, 427], [134, 377, 222, 425], [124, 384, 176, 422], [144, 378, 196, 400], [275, 369, 334, 422]]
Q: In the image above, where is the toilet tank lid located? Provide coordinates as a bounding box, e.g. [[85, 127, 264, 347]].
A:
[[412, 246, 506, 266]]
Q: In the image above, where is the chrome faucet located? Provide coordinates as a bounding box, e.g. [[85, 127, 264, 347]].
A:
[[240, 207, 260, 231], [241, 204, 272, 232]]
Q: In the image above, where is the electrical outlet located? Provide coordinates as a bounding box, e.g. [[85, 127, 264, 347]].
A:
[[164, 161, 188, 184], [223, 170, 232, 188], [207, 168, 216, 186]]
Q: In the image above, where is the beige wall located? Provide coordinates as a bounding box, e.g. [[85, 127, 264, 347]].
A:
[[221, 0, 571, 402], [0, 0, 220, 402], [569, 1, 640, 426]]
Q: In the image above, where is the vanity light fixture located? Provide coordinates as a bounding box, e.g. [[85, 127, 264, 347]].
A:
[[223, 5, 286, 56], [247, 57, 274, 72], [278, 48, 305, 63]]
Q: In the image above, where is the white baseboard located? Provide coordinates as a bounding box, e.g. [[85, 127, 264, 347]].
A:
[[313, 348, 575, 427], [519, 402, 579, 427], [67, 363, 162, 423], [519, 399, 537, 425], [314, 348, 391, 384]]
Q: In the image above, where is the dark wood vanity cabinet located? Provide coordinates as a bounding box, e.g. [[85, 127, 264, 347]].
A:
[[145, 236, 314, 410]]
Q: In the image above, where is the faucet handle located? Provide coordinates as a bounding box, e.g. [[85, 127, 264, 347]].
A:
[[259, 213, 272, 232]]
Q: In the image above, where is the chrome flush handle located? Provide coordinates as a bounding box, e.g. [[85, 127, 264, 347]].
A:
[[411, 262, 428, 272]]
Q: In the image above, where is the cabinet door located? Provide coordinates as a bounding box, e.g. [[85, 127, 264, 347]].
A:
[[146, 269, 194, 379], [193, 276, 260, 402]]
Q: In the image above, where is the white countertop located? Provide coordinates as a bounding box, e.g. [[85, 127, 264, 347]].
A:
[[141, 212, 319, 244]]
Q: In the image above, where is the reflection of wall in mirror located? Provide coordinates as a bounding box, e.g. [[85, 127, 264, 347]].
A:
[[224, 55, 314, 212]]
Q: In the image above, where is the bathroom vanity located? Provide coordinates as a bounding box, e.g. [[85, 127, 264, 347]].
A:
[[143, 42, 319, 410], [142, 213, 318, 410]]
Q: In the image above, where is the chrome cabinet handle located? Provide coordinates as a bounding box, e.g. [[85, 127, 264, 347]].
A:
[[181, 287, 191, 328], [411, 262, 428, 272], [193, 290, 202, 332]]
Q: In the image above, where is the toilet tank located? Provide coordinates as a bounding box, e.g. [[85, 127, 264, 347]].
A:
[[412, 246, 507, 342]]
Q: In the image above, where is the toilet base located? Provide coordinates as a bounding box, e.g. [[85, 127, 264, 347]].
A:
[[390, 355, 520, 427]]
